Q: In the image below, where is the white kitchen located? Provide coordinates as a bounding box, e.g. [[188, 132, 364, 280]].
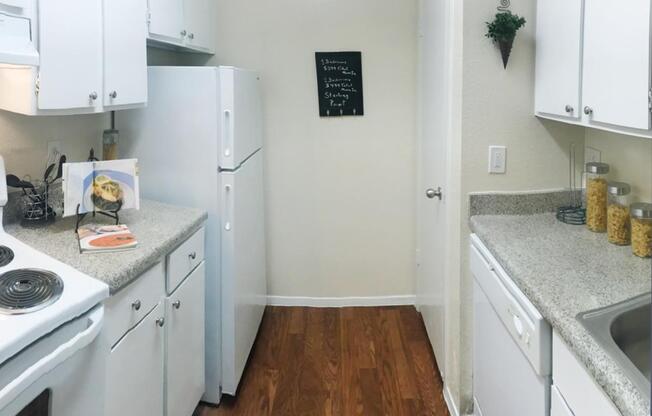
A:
[[0, 0, 650, 416]]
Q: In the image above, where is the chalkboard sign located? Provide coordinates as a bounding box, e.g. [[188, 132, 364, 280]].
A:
[[315, 52, 364, 117]]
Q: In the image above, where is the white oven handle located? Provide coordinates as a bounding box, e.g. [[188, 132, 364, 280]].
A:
[[0, 305, 104, 411]]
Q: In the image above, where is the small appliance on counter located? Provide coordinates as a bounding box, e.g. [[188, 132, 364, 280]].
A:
[[0, 155, 110, 416]]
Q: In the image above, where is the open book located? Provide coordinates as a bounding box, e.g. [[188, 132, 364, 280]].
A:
[[63, 159, 140, 217]]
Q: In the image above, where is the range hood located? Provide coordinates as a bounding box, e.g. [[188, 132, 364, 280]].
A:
[[0, 1, 38, 66]]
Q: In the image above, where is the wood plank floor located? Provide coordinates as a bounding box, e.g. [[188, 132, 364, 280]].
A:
[[195, 306, 449, 416]]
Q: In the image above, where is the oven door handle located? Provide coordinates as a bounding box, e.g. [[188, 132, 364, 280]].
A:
[[0, 305, 104, 411]]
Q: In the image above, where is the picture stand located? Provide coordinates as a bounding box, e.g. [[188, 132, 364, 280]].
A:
[[74, 202, 122, 234]]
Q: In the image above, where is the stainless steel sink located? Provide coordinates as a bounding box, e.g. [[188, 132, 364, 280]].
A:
[[577, 293, 651, 399]]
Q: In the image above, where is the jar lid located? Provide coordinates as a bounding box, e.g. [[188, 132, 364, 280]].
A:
[[630, 203, 652, 219], [586, 162, 610, 174], [607, 181, 631, 196]]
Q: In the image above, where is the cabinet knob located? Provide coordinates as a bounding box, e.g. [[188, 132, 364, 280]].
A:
[[89, 91, 98, 101], [565, 105, 574, 114], [131, 300, 141, 311], [156, 317, 165, 327], [584, 106, 593, 115], [173, 300, 181, 310], [181, 30, 187, 37], [188, 33, 195, 40], [109, 91, 118, 99]]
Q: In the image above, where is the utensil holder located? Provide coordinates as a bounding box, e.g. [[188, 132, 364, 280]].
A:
[[21, 183, 55, 226]]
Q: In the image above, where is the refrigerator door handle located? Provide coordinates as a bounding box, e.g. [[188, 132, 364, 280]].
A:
[[224, 184, 232, 231], [223, 110, 233, 159]]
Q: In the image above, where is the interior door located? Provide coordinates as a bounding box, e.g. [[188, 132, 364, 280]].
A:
[[583, 0, 651, 130], [220, 150, 266, 395], [534, 0, 583, 119], [416, 0, 449, 375], [148, 0, 184, 43], [166, 263, 205, 416], [37, 0, 102, 110], [103, 0, 148, 107]]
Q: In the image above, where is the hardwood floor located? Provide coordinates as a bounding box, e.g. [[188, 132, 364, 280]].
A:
[[195, 306, 449, 416]]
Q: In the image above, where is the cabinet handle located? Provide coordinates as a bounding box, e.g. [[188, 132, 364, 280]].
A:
[[173, 300, 181, 310], [189, 252, 197, 260], [188, 33, 195, 40], [156, 317, 165, 327], [565, 105, 574, 114], [109, 91, 118, 99], [180, 30, 187, 37], [131, 300, 141, 311], [584, 106, 593, 115], [89, 91, 98, 101]]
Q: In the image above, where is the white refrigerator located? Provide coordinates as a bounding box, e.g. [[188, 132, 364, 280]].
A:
[[118, 66, 267, 403]]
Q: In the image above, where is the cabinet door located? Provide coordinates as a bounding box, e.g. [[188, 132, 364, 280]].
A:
[[534, 0, 583, 119], [37, 0, 103, 110], [165, 262, 205, 416], [148, 0, 185, 43], [183, 0, 214, 51], [106, 302, 165, 416], [551, 386, 574, 416], [583, 0, 651, 130], [103, 0, 148, 107]]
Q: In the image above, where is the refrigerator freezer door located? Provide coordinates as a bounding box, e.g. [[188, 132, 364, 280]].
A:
[[220, 150, 266, 395], [219, 67, 263, 170]]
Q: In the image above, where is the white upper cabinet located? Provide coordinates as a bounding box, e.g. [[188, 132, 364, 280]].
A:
[[183, 0, 214, 51], [37, 0, 103, 110], [535, 0, 652, 138], [148, 0, 185, 44], [147, 0, 215, 53], [103, 0, 148, 108], [582, 0, 651, 131], [534, 0, 583, 120]]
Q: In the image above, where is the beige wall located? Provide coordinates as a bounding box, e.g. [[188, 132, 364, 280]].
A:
[[208, 0, 419, 297], [585, 129, 652, 202], [448, 0, 586, 412], [0, 111, 106, 180]]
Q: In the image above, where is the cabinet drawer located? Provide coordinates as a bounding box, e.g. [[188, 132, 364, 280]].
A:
[[552, 332, 621, 416], [106, 302, 165, 416], [166, 227, 205, 293], [105, 262, 165, 347]]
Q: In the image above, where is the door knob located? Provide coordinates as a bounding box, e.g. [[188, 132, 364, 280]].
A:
[[426, 187, 442, 200], [584, 106, 593, 115], [156, 317, 165, 327], [173, 300, 181, 310], [89, 91, 98, 101], [109, 91, 118, 99], [565, 105, 574, 114]]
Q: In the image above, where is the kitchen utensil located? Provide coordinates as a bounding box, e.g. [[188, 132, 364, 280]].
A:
[[51, 155, 66, 184], [43, 163, 55, 184]]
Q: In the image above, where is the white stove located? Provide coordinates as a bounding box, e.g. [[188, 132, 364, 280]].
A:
[[0, 156, 109, 416]]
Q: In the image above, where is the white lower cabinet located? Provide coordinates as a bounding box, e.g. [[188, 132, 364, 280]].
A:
[[165, 262, 206, 416], [106, 302, 165, 416], [552, 331, 621, 416], [104, 227, 206, 416]]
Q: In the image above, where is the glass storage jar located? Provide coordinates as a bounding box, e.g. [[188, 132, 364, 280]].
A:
[[585, 162, 610, 232], [607, 182, 631, 245], [631, 203, 652, 258]]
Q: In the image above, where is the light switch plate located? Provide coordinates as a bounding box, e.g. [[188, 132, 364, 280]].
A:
[[488, 146, 507, 174]]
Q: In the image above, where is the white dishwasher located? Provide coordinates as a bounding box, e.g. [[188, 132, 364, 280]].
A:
[[470, 234, 552, 416]]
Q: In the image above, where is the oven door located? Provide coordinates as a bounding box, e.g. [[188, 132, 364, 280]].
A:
[[0, 305, 106, 416]]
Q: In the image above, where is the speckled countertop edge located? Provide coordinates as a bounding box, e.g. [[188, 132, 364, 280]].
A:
[[5, 199, 208, 294], [470, 214, 651, 416]]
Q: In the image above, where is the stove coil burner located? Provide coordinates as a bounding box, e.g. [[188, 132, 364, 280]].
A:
[[0, 246, 14, 268], [0, 269, 64, 314]]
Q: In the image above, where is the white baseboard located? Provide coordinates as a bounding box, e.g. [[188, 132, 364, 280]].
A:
[[444, 385, 460, 416], [266, 295, 416, 307]]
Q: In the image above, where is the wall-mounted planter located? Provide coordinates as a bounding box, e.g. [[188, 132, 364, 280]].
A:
[[485, 12, 526, 68]]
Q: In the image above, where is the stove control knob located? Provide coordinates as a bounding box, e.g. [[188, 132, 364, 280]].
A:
[[156, 317, 165, 327], [131, 300, 141, 311]]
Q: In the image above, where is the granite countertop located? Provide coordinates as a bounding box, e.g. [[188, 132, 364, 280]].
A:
[[470, 213, 651, 416], [6, 199, 207, 294]]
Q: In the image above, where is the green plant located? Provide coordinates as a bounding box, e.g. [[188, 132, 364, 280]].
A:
[[485, 12, 526, 42]]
